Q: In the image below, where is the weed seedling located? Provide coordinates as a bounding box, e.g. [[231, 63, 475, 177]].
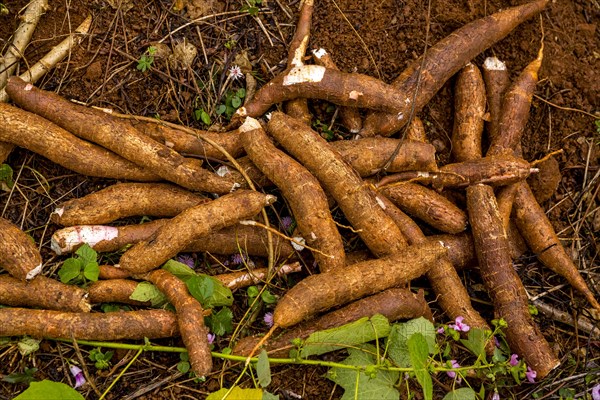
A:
[[136, 46, 157, 72], [57, 244, 99, 285]]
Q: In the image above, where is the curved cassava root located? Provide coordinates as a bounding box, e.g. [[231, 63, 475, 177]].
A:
[[119, 190, 276, 274], [359, 0, 549, 137], [6, 77, 240, 194], [273, 240, 446, 328], [0, 217, 43, 281], [0, 103, 159, 181], [0, 308, 178, 340], [52, 183, 210, 226], [240, 117, 345, 272]]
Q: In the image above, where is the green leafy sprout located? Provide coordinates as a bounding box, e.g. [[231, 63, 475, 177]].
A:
[[216, 88, 246, 120], [88, 348, 113, 370], [58, 244, 99, 284], [136, 46, 157, 72], [241, 0, 262, 16], [0, 163, 14, 190]]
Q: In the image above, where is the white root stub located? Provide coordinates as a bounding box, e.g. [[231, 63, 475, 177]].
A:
[[51, 225, 119, 255], [26, 263, 43, 280], [483, 57, 506, 71], [312, 48, 328, 59], [291, 236, 306, 251], [283, 65, 326, 86], [239, 116, 262, 133]]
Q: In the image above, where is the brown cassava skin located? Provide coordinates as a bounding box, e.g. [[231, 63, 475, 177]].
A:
[[376, 195, 490, 333], [267, 112, 407, 257], [359, 0, 549, 137], [52, 183, 210, 226], [332, 138, 438, 176], [240, 118, 345, 272], [487, 47, 543, 157], [6, 77, 238, 194], [0, 143, 15, 164], [98, 265, 133, 280], [380, 182, 468, 234], [274, 241, 446, 328], [513, 182, 600, 310], [234, 288, 432, 357], [378, 155, 533, 190], [0, 217, 42, 281], [132, 120, 244, 160], [147, 269, 212, 376], [0, 275, 90, 312], [467, 184, 559, 378], [0, 103, 159, 181], [451, 63, 486, 162], [482, 57, 510, 145], [404, 117, 427, 143], [0, 308, 178, 340], [119, 190, 276, 274], [429, 233, 476, 271], [53, 220, 296, 260], [216, 263, 302, 291], [87, 279, 150, 306], [312, 48, 362, 133], [284, 0, 313, 125], [237, 66, 412, 119]]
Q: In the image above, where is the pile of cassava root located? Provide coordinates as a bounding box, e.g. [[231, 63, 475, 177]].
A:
[[0, 0, 598, 381]]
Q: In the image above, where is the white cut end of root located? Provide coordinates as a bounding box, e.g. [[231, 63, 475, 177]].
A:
[[239, 116, 262, 133], [417, 171, 430, 178], [283, 65, 326, 86], [239, 220, 256, 226], [52, 207, 64, 218], [290, 36, 309, 67], [310, 232, 317, 240], [24, 83, 33, 91], [26, 263, 43, 280], [51, 225, 119, 255], [216, 166, 230, 177], [530, 168, 540, 173], [164, 140, 175, 148], [375, 196, 386, 210], [483, 57, 506, 71], [230, 182, 241, 192], [235, 107, 248, 117], [291, 236, 306, 251], [312, 48, 328, 59], [397, 112, 404, 120], [404, 98, 411, 104], [349, 90, 363, 100], [350, 128, 361, 134], [265, 194, 277, 205]]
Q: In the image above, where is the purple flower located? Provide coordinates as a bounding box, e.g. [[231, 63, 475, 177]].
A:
[[177, 254, 194, 268], [448, 316, 470, 332], [281, 216, 293, 231], [69, 365, 85, 388], [228, 65, 244, 80], [437, 326, 445, 334], [592, 384, 600, 400], [231, 253, 245, 265], [492, 392, 500, 400], [525, 366, 537, 383], [446, 360, 460, 379], [494, 336, 500, 348], [509, 354, 519, 366], [264, 312, 274, 328], [207, 333, 216, 345]]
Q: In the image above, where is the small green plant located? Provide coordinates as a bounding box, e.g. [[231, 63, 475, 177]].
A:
[[224, 38, 237, 50], [241, 0, 262, 16], [58, 244, 99, 284], [0, 163, 14, 190], [0, 3, 8, 15], [136, 46, 157, 72], [312, 119, 335, 141], [88, 348, 113, 370], [1, 367, 37, 384], [193, 108, 211, 126], [177, 352, 190, 374], [216, 88, 246, 120]]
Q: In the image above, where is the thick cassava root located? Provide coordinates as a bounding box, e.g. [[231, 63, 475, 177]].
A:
[[0, 217, 42, 280]]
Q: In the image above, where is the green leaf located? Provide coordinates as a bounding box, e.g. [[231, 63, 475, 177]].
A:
[[408, 333, 432, 400], [247, 286, 259, 299], [75, 244, 97, 265], [387, 317, 437, 368], [231, 96, 242, 108], [216, 104, 227, 115], [442, 388, 477, 400], [1, 367, 37, 384], [206, 307, 234, 336], [260, 290, 277, 304], [187, 275, 233, 308], [129, 282, 168, 307], [0, 163, 14, 189], [236, 88, 246, 98], [257, 350, 271, 388], [200, 109, 211, 125], [296, 314, 390, 358], [206, 387, 263, 400], [14, 380, 85, 400], [177, 361, 190, 374], [327, 345, 400, 400], [83, 262, 99, 282], [460, 328, 487, 361], [58, 258, 82, 284], [162, 259, 196, 281], [262, 392, 279, 400]]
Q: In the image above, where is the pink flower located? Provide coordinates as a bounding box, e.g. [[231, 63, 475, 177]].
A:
[[494, 336, 500, 347], [231, 253, 246, 265], [177, 254, 194, 268], [448, 316, 470, 332], [446, 360, 460, 380], [281, 216, 293, 232], [207, 333, 216, 345], [592, 384, 600, 400], [69, 365, 85, 388], [492, 392, 500, 400], [437, 326, 445, 334], [509, 354, 519, 366], [525, 366, 537, 383], [264, 312, 274, 327], [228, 65, 244, 80]]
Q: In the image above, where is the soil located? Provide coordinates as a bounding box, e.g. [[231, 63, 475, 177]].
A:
[[0, 0, 599, 399]]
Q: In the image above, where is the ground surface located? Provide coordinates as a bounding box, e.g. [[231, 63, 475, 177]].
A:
[[0, 0, 599, 399]]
